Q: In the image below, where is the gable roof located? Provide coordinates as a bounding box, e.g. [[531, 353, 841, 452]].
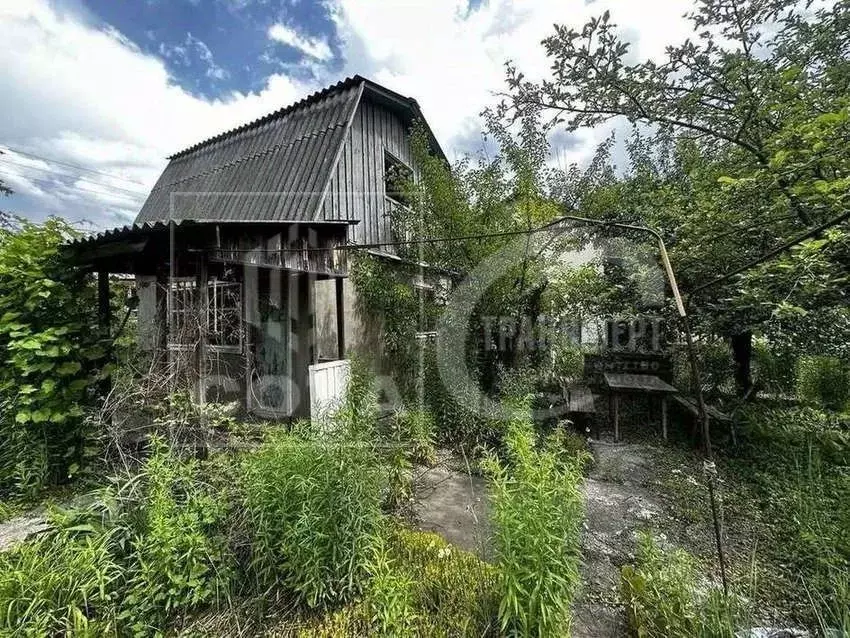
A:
[[135, 75, 443, 225]]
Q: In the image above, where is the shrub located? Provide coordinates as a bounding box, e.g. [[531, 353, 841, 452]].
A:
[[281, 526, 498, 638], [795, 355, 850, 411], [483, 397, 588, 636], [393, 409, 437, 466], [751, 338, 796, 396], [0, 217, 105, 496], [673, 340, 735, 398], [0, 528, 121, 635], [383, 525, 498, 637], [240, 429, 385, 607], [620, 533, 742, 638]]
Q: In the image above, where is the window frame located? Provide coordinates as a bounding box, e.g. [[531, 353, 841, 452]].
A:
[[163, 277, 243, 353]]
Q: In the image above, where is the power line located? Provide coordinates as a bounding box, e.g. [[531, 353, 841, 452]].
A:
[[0, 157, 148, 198], [0, 171, 147, 202], [0, 145, 147, 186]]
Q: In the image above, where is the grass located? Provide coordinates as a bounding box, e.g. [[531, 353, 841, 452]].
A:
[[621, 532, 743, 638], [651, 403, 849, 634]]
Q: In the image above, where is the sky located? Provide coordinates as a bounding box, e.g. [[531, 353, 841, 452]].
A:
[[0, 0, 694, 230]]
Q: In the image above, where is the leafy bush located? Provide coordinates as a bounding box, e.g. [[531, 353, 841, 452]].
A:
[[0, 527, 121, 635], [673, 340, 735, 398], [751, 338, 796, 396], [240, 429, 385, 607], [0, 217, 105, 496], [294, 525, 498, 638], [621, 533, 742, 638], [483, 398, 588, 636], [795, 355, 850, 411], [120, 440, 234, 634], [393, 409, 437, 466]]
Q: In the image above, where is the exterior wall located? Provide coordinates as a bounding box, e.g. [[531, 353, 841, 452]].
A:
[[319, 97, 415, 250], [314, 277, 384, 362]]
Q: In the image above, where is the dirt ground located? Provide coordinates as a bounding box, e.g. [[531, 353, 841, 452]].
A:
[[410, 450, 492, 559], [571, 438, 669, 637]]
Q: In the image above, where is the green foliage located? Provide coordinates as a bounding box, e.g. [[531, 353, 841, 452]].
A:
[[500, 0, 850, 384], [240, 428, 385, 607], [795, 355, 850, 411], [729, 405, 850, 631], [483, 397, 588, 636], [0, 217, 104, 496], [673, 340, 735, 398], [380, 525, 498, 637], [120, 440, 234, 634], [0, 526, 121, 636], [392, 408, 437, 466], [365, 535, 419, 636], [751, 338, 796, 396], [289, 526, 498, 638], [621, 533, 742, 638]]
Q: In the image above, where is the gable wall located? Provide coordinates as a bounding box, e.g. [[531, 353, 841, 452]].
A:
[[319, 98, 415, 250]]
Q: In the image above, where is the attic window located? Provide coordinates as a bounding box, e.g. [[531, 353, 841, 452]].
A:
[[384, 151, 413, 207]]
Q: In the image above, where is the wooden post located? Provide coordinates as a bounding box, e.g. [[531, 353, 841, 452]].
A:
[[661, 396, 668, 441], [335, 277, 345, 359], [195, 254, 208, 406], [610, 393, 620, 443], [97, 271, 110, 336], [97, 270, 112, 398]]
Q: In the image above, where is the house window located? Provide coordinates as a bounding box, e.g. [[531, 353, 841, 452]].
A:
[[208, 278, 241, 350], [166, 279, 198, 349], [384, 151, 413, 207], [165, 278, 242, 351]]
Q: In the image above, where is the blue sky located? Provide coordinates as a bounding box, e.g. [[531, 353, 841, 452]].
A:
[[80, 0, 340, 97], [0, 0, 693, 229]]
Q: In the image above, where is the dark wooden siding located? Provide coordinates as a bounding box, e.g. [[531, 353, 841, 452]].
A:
[[320, 98, 415, 251]]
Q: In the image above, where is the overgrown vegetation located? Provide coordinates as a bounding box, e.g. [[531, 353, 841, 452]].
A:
[[0, 216, 106, 497], [621, 533, 742, 638], [484, 397, 589, 636]]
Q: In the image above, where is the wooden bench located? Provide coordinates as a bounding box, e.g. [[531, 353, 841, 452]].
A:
[[671, 394, 736, 445]]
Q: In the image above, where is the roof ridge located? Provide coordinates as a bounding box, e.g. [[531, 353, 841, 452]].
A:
[[167, 75, 366, 160]]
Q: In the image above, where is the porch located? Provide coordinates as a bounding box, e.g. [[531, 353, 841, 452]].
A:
[[66, 220, 354, 420]]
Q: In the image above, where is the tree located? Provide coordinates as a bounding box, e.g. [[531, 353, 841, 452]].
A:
[[499, 0, 850, 392]]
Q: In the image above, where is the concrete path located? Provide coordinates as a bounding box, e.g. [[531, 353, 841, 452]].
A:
[[410, 451, 492, 558], [572, 439, 665, 638]]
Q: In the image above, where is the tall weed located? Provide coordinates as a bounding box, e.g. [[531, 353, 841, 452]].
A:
[[0, 528, 121, 635], [240, 429, 385, 607], [484, 397, 588, 636], [120, 440, 234, 634]]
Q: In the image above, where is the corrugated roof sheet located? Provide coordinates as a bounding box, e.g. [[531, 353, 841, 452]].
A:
[[135, 77, 364, 224], [67, 220, 174, 246]]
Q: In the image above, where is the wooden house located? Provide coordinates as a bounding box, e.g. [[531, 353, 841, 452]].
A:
[[67, 76, 446, 419]]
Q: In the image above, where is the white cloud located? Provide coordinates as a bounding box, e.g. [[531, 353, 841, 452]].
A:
[[0, 2, 318, 225], [268, 23, 333, 61], [329, 0, 694, 164], [0, 0, 697, 228]]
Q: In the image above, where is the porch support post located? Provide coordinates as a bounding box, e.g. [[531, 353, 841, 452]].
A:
[[196, 253, 208, 406], [97, 271, 110, 336], [335, 277, 345, 359], [97, 270, 112, 398]]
